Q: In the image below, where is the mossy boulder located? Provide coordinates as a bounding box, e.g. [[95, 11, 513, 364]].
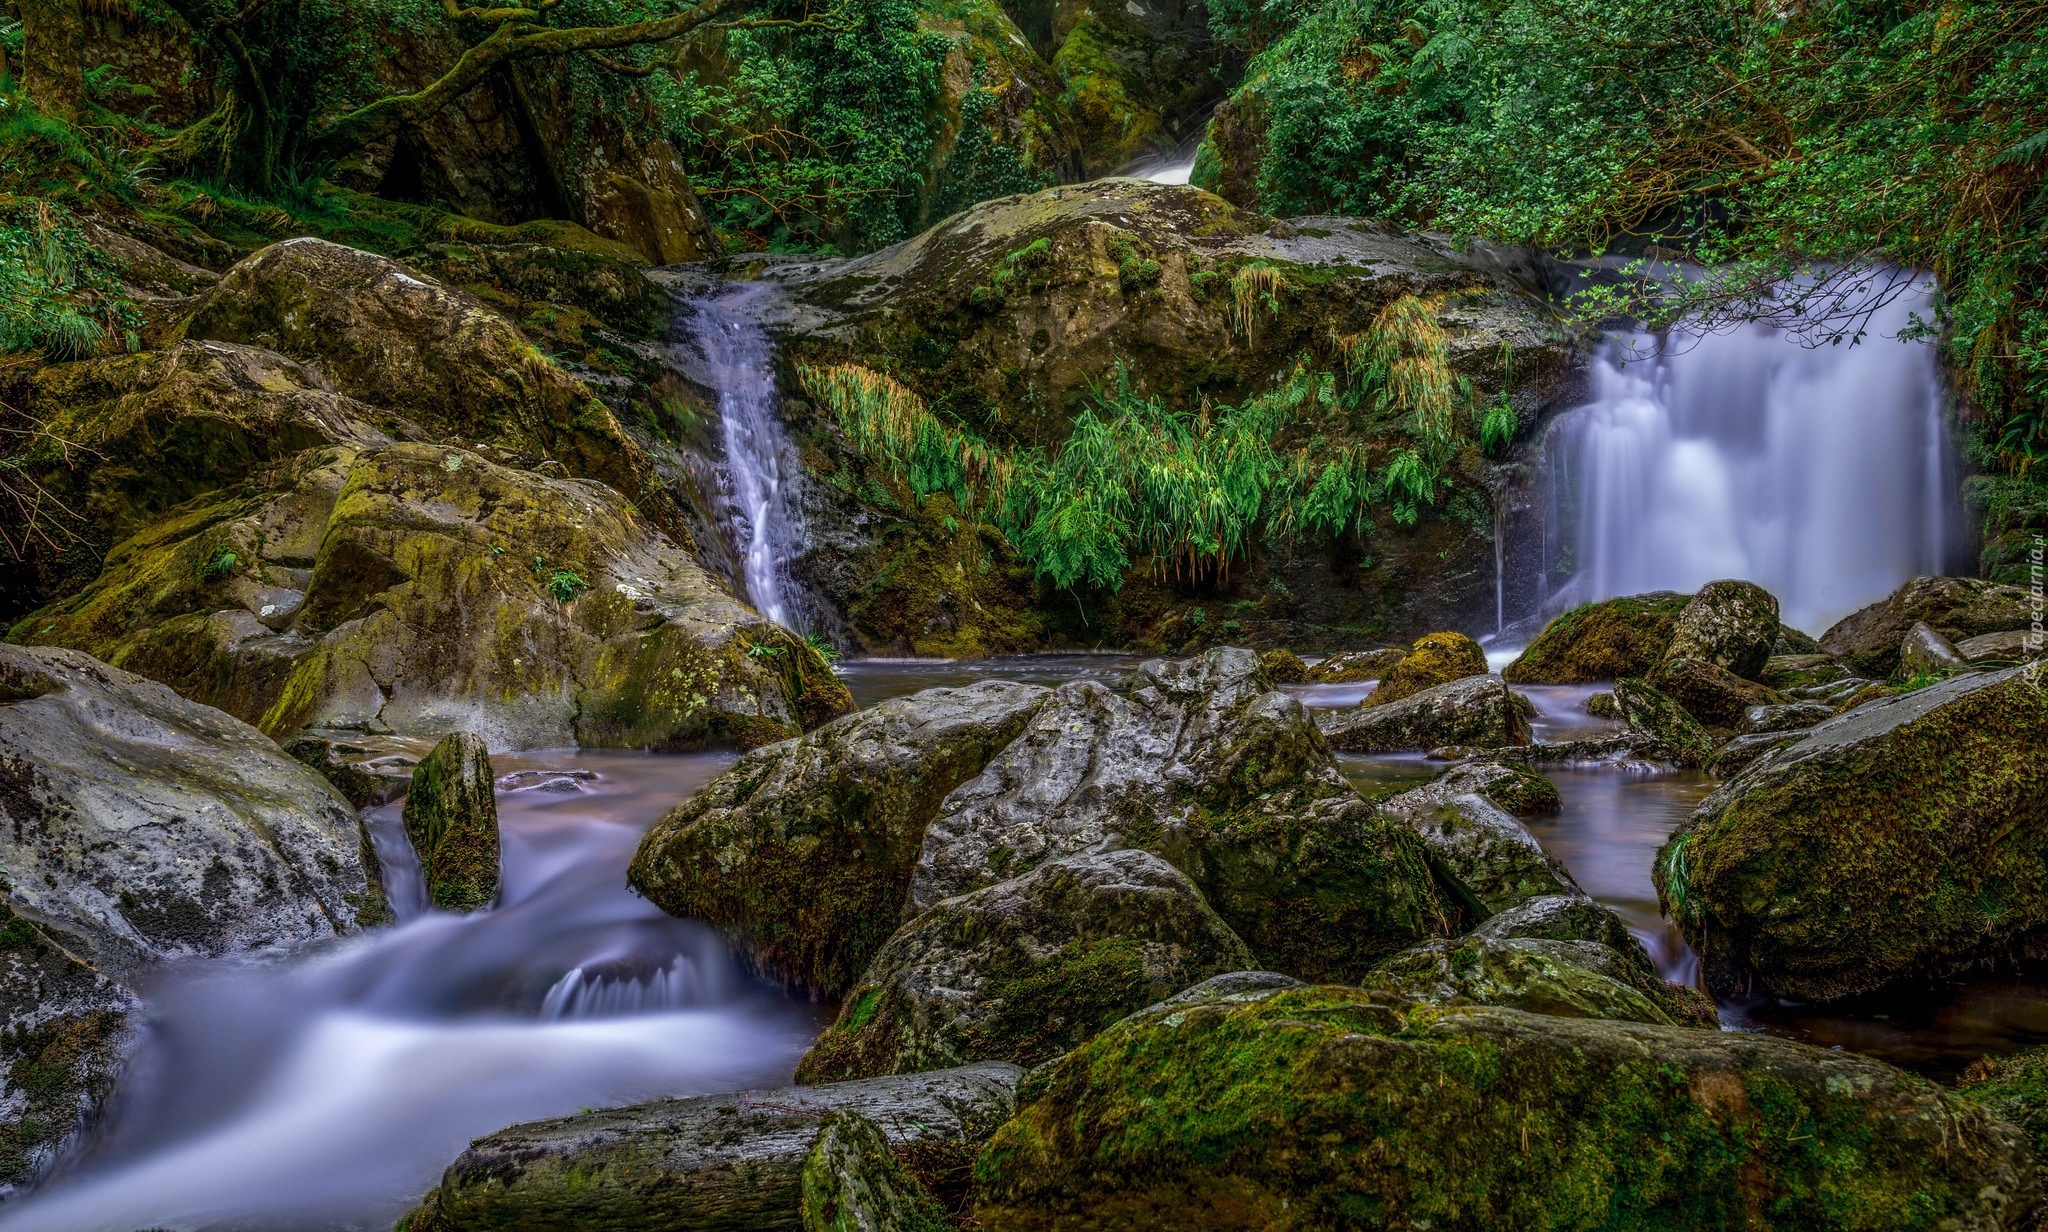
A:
[[1357, 935, 1682, 1026], [799, 1111, 955, 1232], [972, 989, 2041, 1231], [1663, 579, 1782, 681], [1502, 592, 1692, 685], [628, 682, 1052, 997], [1957, 630, 2048, 667], [1304, 648, 1406, 682], [1258, 648, 1309, 683], [1645, 655, 1787, 728], [1319, 673, 1533, 753], [1465, 894, 1718, 1029], [1820, 575, 2035, 679], [403, 732, 500, 913], [1656, 665, 2048, 1001], [911, 649, 1449, 983], [1740, 701, 1836, 735], [1363, 631, 1488, 707], [1898, 620, 1968, 678], [1611, 677, 1715, 768], [1035, 0, 1224, 177], [399, 1062, 1022, 1232], [798, 849, 1249, 1084], [1958, 1045, 2048, 1162], [1376, 762, 1579, 917]]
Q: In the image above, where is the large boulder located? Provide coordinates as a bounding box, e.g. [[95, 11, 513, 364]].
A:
[[972, 988, 2041, 1231], [1611, 677, 1715, 768], [628, 682, 1052, 996], [1318, 673, 1532, 753], [0, 643, 380, 1185], [1662, 579, 1781, 681], [1897, 620, 1967, 678], [1656, 665, 2048, 1001], [796, 849, 1250, 1083], [1361, 631, 1488, 707], [1958, 1045, 2048, 1162], [1375, 762, 1579, 916], [1303, 648, 1405, 682], [1357, 935, 1680, 1026], [1645, 655, 1786, 728], [1820, 576, 2035, 678], [399, 1062, 1021, 1232], [798, 1111, 955, 1232], [909, 650, 1449, 983], [1502, 592, 1691, 684], [403, 733, 500, 913]]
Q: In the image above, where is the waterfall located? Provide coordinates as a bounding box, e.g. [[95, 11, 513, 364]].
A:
[[1537, 279, 1959, 636], [685, 283, 803, 627]]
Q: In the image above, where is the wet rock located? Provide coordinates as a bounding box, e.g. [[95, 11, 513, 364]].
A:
[[403, 733, 500, 913], [1820, 575, 2035, 678], [1586, 689, 1619, 718], [1377, 763, 1579, 916], [629, 682, 1050, 997], [1657, 665, 2048, 1001], [1145, 970, 1303, 1011], [1257, 648, 1309, 683], [796, 850, 1250, 1083], [1740, 701, 1836, 735], [1362, 631, 1488, 707], [910, 650, 1447, 983], [1762, 652, 1852, 690], [1612, 677, 1715, 768], [798, 1110, 954, 1232], [1897, 620, 1968, 678], [1663, 579, 1781, 681], [1707, 731, 1803, 777], [1645, 655, 1787, 727], [973, 989, 2036, 1232], [400, 1062, 1021, 1232], [1466, 895, 1718, 1029], [0, 643, 379, 1184], [1502, 592, 1692, 684], [1358, 935, 1678, 1025], [1320, 673, 1532, 753], [1958, 1045, 2048, 1162], [1773, 625, 1823, 655], [1957, 629, 2048, 666], [1303, 648, 1405, 682]]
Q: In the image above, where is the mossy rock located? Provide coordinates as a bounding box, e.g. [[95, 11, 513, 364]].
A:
[[403, 732, 500, 913], [799, 1111, 955, 1232], [1258, 648, 1309, 683], [1376, 762, 1579, 917], [1663, 579, 1781, 682], [1611, 677, 1716, 768], [796, 849, 1251, 1083], [630, 681, 1051, 997], [1502, 592, 1692, 685], [1820, 576, 2035, 679], [972, 988, 2041, 1231], [1645, 655, 1787, 728], [1363, 631, 1488, 707], [1357, 935, 1680, 1026], [1656, 665, 2048, 1001], [1958, 1045, 2048, 1162], [1320, 673, 1533, 753], [1304, 648, 1406, 683]]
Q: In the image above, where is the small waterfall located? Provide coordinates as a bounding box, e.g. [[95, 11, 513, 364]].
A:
[[539, 955, 725, 1020], [1537, 279, 1960, 636], [686, 283, 803, 627]]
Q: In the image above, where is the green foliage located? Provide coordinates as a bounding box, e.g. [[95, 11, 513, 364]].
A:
[[198, 545, 240, 582], [544, 569, 589, 603], [0, 198, 132, 359]]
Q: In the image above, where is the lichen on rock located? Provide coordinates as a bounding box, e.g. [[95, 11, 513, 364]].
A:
[[1319, 673, 1533, 753], [1362, 630, 1488, 707], [403, 732, 500, 913]]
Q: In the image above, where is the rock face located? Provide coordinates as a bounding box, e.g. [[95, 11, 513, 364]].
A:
[[400, 1063, 1022, 1232], [1468, 893, 1718, 1029], [797, 850, 1250, 1083], [798, 1111, 953, 1232], [1662, 579, 1781, 681], [972, 989, 2041, 1232], [910, 650, 1449, 983], [1657, 665, 2048, 1001], [629, 682, 1050, 996], [1361, 631, 1488, 707], [1376, 763, 1579, 915], [1645, 655, 1786, 727], [0, 643, 380, 1184], [1957, 630, 2048, 666], [1611, 677, 1715, 767], [1319, 673, 1532, 753], [1303, 648, 1404, 682], [1502, 592, 1691, 684], [403, 733, 500, 913], [1820, 575, 2035, 678]]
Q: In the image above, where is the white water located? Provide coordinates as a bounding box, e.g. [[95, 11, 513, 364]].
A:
[[1539, 280, 1955, 635], [2, 752, 817, 1232], [689, 283, 803, 627]]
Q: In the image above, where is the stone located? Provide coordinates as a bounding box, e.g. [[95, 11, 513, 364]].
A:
[[1376, 763, 1580, 916], [1958, 1045, 2048, 1162], [909, 650, 1448, 984], [1956, 629, 2048, 666], [1611, 677, 1716, 768], [1706, 731, 1804, 777], [1320, 673, 1533, 753], [1897, 620, 1967, 678], [1585, 689, 1619, 718], [1502, 592, 1692, 684], [798, 1111, 954, 1232], [1656, 665, 2048, 1001], [1357, 935, 1680, 1025], [1646, 655, 1787, 728], [1362, 631, 1489, 707], [1761, 652, 1852, 690], [1662, 579, 1781, 681], [795, 850, 1250, 1083], [403, 733, 500, 913], [1466, 894, 1718, 1029], [1739, 701, 1836, 734], [629, 682, 1051, 996], [399, 1062, 1021, 1232], [1256, 647, 1309, 683], [1820, 575, 2035, 678], [0, 643, 380, 1184], [972, 989, 2037, 1232], [1303, 648, 1405, 682]]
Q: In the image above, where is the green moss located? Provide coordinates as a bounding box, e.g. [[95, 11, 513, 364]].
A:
[[1957, 1045, 2048, 1161], [0, 1010, 126, 1190], [403, 733, 500, 913], [1363, 630, 1488, 707], [1504, 593, 1694, 685]]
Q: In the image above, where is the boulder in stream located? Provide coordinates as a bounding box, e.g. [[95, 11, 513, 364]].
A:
[[1657, 664, 2048, 1000], [1319, 673, 1532, 753], [629, 682, 1051, 997], [798, 1110, 954, 1232], [1611, 677, 1716, 767], [1361, 631, 1488, 707], [1303, 647, 1405, 682], [1661, 579, 1781, 681], [1645, 655, 1787, 728], [1820, 575, 2035, 678], [403, 732, 501, 913], [1357, 935, 1682, 1026], [1375, 762, 1579, 916], [1502, 591, 1692, 684]]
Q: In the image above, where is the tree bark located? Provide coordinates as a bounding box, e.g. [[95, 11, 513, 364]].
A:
[[18, 0, 88, 122]]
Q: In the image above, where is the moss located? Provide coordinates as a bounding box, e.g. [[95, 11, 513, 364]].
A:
[[1474, 762, 1562, 817], [1363, 631, 1487, 707], [1259, 648, 1309, 683], [1613, 677, 1716, 768], [1504, 592, 1693, 685], [1957, 1045, 2048, 1160], [800, 1111, 956, 1232], [0, 1010, 126, 1189], [403, 733, 500, 913]]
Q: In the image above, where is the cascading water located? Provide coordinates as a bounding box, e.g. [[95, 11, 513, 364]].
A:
[[1536, 278, 1960, 635], [687, 283, 804, 628]]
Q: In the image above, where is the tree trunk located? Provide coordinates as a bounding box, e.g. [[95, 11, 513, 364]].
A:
[[18, 0, 87, 122]]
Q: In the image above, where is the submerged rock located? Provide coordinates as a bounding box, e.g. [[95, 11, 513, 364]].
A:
[[1645, 655, 1787, 728], [1376, 762, 1579, 916], [796, 849, 1250, 1083], [973, 989, 2039, 1231], [403, 733, 500, 913], [1320, 673, 1532, 753], [629, 682, 1050, 996], [910, 650, 1448, 983], [1657, 665, 2048, 1001], [1820, 575, 2035, 678], [400, 1062, 1021, 1232], [1502, 591, 1691, 684], [1361, 631, 1488, 707], [1662, 579, 1781, 681], [1611, 677, 1715, 767], [1897, 620, 1967, 678]]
